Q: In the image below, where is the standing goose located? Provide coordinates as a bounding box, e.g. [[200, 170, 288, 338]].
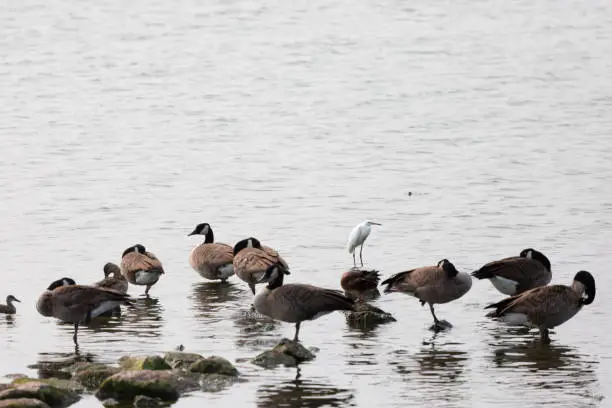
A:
[[0, 295, 20, 315], [340, 268, 381, 301], [120, 244, 165, 296], [233, 237, 289, 295], [36, 277, 132, 345], [485, 270, 595, 344], [472, 248, 552, 295], [381, 259, 472, 331], [187, 223, 234, 282], [95, 262, 128, 294], [347, 220, 381, 267], [255, 265, 355, 343]]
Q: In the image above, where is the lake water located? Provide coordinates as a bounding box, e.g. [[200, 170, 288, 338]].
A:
[[0, 0, 611, 406]]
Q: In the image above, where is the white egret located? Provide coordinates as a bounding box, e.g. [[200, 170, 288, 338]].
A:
[[346, 220, 381, 267]]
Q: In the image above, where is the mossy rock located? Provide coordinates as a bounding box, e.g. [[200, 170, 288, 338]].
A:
[[95, 370, 179, 403], [161, 352, 203, 370], [252, 338, 316, 369], [71, 364, 120, 390], [0, 398, 51, 408], [0, 381, 80, 408], [345, 309, 396, 327], [10, 378, 84, 395], [119, 356, 170, 371], [189, 357, 238, 377]]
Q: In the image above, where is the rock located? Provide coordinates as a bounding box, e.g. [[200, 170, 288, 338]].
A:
[[95, 370, 179, 403], [345, 309, 396, 327], [0, 398, 51, 408], [251, 339, 316, 369], [161, 352, 203, 370], [100, 398, 119, 407], [189, 357, 238, 377], [71, 364, 120, 390], [133, 395, 163, 408], [10, 378, 84, 395], [119, 356, 170, 371], [0, 381, 80, 408], [199, 374, 242, 393]]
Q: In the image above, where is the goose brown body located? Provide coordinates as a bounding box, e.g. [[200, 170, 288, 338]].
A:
[[188, 223, 235, 282], [485, 270, 595, 343], [233, 238, 289, 294], [120, 244, 164, 295], [254, 265, 354, 342], [340, 269, 380, 301], [472, 248, 552, 295]]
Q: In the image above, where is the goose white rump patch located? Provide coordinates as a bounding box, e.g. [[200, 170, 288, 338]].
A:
[[218, 264, 234, 280], [135, 270, 161, 285], [490, 276, 518, 295], [91, 301, 123, 318]]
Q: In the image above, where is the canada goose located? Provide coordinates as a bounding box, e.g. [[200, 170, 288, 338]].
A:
[[472, 248, 552, 295], [485, 270, 595, 343], [36, 277, 132, 345], [347, 220, 381, 267], [95, 262, 128, 294], [232, 237, 289, 295], [187, 223, 234, 282], [340, 268, 381, 301], [0, 295, 20, 314], [381, 259, 472, 331], [255, 265, 354, 342], [120, 244, 165, 296]]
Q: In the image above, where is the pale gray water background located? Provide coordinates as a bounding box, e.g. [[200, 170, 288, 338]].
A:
[[0, 0, 611, 407]]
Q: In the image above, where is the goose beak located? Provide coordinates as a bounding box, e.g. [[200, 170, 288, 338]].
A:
[[187, 232, 196, 236]]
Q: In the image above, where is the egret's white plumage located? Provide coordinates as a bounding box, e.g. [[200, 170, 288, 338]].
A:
[[346, 220, 381, 266]]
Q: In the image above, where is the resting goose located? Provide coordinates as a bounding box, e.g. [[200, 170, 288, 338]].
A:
[[188, 223, 234, 282], [381, 259, 472, 331], [120, 244, 165, 296], [232, 237, 289, 295], [340, 268, 381, 301], [36, 277, 131, 345], [485, 270, 595, 343], [472, 248, 552, 295], [95, 262, 128, 294]]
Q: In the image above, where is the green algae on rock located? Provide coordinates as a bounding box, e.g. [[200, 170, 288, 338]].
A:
[[71, 364, 120, 390], [0, 381, 80, 408], [161, 352, 203, 370], [95, 370, 179, 403], [251, 338, 316, 369], [118, 356, 170, 371], [189, 357, 238, 377], [0, 398, 51, 408]]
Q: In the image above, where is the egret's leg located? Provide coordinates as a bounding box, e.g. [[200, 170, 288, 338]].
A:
[[352, 251, 356, 267], [359, 244, 364, 266]]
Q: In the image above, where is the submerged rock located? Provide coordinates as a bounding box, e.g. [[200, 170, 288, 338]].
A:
[[0, 380, 80, 408], [95, 370, 179, 403], [161, 352, 203, 370], [345, 301, 396, 328], [189, 357, 238, 377], [119, 357, 170, 372], [199, 374, 243, 393], [0, 398, 51, 408], [71, 364, 120, 390], [133, 395, 164, 408], [251, 338, 316, 369]]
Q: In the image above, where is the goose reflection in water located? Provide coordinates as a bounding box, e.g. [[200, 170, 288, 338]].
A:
[[30, 351, 97, 379], [232, 306, 280, 351], [190, 281, 243, 319], [256, 368, 356, 408]]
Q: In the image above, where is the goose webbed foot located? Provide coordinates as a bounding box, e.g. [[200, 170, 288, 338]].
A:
[[429, 320, 453, 332]]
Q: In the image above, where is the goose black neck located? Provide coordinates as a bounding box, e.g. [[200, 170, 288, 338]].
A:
[[204, 228, 214, 244], [268, 269, 285, 290]]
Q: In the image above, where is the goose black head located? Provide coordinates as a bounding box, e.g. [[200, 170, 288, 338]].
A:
[[574, 270, 596, 305], [259, 264, 289, 289], [188, 223, 214, 243], [47, 277, 76, 291], [520, 248, 551, 271], [103, 262, 121, 277], [437, 259, 459, 278], [122, 244, 146, 258], [233, 237, 262, 256]]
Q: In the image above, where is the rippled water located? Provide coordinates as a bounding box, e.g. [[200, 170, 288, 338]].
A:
[[0, 0, 611, 407]]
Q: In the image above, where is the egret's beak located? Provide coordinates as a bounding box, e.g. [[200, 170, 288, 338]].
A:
[[370, 222, 382, 226]]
